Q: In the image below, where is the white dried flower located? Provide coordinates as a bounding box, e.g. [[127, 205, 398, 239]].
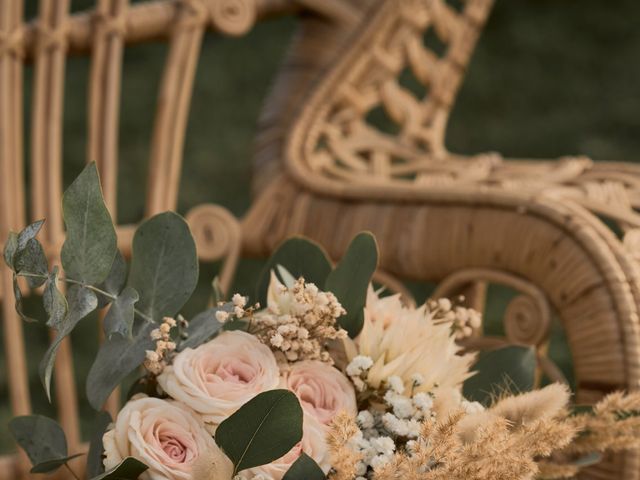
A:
[[357, 410, 375, 429], [413, 392, 434, 413], [347, 355, 374, 377], [411, 373, 425, 386], [437, 298, 452, 311], [386, 375, 405, 394], [232, 294, 247, 307]]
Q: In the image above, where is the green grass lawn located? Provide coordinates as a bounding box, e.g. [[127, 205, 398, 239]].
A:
[[1, 0, 638, 453]]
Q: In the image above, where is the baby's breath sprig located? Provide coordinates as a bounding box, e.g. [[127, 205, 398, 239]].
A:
[[214, 294, 261, 330], [428, 297, 482, 340], [143, 316, 178, 375], [251, 276, 348, 363]]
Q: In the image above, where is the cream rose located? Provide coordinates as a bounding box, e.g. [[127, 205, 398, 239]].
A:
[[243, 413, 330, 480], [281, 360, 357, 425], [157, 330, 280, 430], [103, 396, 228, 480]]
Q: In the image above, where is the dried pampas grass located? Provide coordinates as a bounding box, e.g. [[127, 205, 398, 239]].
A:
[[188, 387, 640, 480]]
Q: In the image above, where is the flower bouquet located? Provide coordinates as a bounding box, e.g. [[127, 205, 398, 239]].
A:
[[4, 164, 640, 480]]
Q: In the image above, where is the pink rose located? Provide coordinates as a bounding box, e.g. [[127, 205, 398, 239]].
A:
[[244, 413, 330, 480], [103, 396, 229, 480], [281, 360, 357, 425], [157, 331, 280, 430]]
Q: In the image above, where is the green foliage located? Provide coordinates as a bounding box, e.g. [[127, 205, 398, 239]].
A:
[[14, 238, 48, 287], [12, 275, 34, 322], [325, 232, 378, 338], [256, 237, 332, 306], [8, 415, 83, 474], [97, 251, 128, 307], [179, 305, 228, 350], [283, 453, 325, 480], [90, 457, 148, 480], [216, 389, 303, 475], [86, 324, 156, 411], [87, 411, 113, 478], [61, 163, 117, 285], [4, 220, 46, 270], [1, 163, 205, 414], [463, 345, 536, 405], [3, 231, 18, 268], [43, 267, 68, 329], [128, 212, 198, 320], [4, 220, 49, 321], [571, 452, 602, 468], [104, 286, 140, 339], [40, 285, 98, 400]]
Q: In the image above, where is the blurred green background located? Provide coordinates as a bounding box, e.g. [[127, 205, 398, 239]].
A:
[[1, 0, 639, 454]]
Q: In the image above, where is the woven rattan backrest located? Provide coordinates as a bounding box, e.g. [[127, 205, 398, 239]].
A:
[[278, 0, 495, 192], [0, 1, 359, 476]]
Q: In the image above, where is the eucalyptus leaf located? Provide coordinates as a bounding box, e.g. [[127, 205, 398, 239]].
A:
[[13, 274, 37, 323], [572, 452, 602, 468], [89, 457, 148, 480], [86, 323, 155, 410], [17, 219, 45, 250], [43, 266, 68, 329], [179, 304, 231, 350], [30, 454, 84, 474], [87, 411, 113, 478], [324, 232, 378, 338], [283, 453, 325, 480], [40, 286, 98, 400], [97, 250, 128, 308], [222, 319, 249, 332], [14, 238, 48, 287], [4, 220, 45, 270], [3, 231, 18, 268], [104, 286, 139, 339], [8, 415, 81, 474], [61, 162, 117, 285], [256, 237, 332, 307], [463, 345, 537, 405], [128, 212, 198, 320], [216, 389, 303, 474]]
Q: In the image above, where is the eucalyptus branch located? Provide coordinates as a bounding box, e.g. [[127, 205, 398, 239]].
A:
[[17, 271, 155, 325], [64, 463, 81, 480]]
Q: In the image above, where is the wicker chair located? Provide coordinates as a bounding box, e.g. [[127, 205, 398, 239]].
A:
[[242, 0, 640, 478], [0, 0, 638, 479]]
